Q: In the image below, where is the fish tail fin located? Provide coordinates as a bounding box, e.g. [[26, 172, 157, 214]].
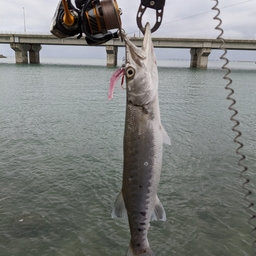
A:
[[150, 195, 166, 221], [111, 191, 127, 218], [126, 244, 155, 256]]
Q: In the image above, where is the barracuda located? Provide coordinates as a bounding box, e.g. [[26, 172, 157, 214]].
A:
[[111, 23, 171, 256]]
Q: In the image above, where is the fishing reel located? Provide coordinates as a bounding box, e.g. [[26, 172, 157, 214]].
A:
[[50, 0, 122, 45]]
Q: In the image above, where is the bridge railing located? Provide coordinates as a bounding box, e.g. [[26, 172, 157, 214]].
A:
[[0, 31, 52, 35], [0, 31, 255, 40]]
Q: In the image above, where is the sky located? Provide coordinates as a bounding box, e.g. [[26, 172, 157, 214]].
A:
[[0, 0, 255, 60]]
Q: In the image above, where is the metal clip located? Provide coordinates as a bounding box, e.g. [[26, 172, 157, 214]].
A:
[[136, 0, 165, 34]]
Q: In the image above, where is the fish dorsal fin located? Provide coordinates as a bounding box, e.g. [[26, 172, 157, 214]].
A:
[[112, 191, 127, 218], [160, 125, 171, 146], [150, 195, 166, 221]]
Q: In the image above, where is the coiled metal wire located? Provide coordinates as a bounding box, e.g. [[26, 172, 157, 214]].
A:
[[211, 0, 256, 253]]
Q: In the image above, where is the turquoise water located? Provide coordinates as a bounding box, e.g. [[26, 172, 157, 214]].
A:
[[0, 58, 255, 255]]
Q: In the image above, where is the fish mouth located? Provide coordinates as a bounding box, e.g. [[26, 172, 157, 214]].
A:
[[142, 22, 153, 52], [123, 23, 153, 63]]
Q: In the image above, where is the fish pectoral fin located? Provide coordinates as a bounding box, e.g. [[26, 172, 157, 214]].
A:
[[111, 191, 127, 218], [150, 195, 166, 221], [160, 125, 171, 146]]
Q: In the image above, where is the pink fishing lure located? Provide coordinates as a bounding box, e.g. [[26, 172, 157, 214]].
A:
[[108, 67, 125, 100]]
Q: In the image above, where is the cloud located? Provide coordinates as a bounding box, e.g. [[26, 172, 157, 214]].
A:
[[0, 0, 255, 60], [0, 0, 255, 35]]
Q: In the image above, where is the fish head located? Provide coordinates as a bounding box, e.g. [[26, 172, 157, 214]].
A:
[[124, 23, 158, 106]]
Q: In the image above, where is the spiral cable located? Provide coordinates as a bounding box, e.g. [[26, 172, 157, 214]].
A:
[[211, 0, 256, 253]]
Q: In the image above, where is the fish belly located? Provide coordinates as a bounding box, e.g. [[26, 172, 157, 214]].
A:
[[122, 102, 163, 253]]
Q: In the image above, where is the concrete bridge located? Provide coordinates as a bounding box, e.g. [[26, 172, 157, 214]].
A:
[[0, 33, 255, 68]]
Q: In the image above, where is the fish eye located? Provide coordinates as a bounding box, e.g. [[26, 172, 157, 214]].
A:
[[126, 67, 135, 78]]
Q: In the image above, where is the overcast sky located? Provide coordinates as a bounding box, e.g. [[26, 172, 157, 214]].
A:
[[0, 0, 255, 60]]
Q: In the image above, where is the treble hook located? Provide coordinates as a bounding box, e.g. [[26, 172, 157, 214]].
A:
[[136, 0, 165, 34]]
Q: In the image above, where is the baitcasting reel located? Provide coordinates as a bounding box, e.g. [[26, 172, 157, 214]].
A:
[[50, 0, 122, 45]]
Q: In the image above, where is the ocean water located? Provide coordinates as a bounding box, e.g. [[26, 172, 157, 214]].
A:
[[0, 57, 255, 256]]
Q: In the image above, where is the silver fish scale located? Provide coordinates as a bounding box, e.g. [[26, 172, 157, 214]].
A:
[[111, 23, 170, 255], [122, 102, 163, 252]]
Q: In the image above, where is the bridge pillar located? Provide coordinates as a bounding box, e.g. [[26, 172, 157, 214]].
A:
[[29, 44, 42, 64], [10, 43, 31, 64], [106, 46, 118, 67], [190, 48, 211, 68]]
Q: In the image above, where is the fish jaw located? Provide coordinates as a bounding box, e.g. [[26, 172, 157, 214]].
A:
[[123, 23, 158, 107]]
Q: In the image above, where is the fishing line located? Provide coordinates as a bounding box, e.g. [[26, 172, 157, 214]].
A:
[[162, 0, 255, 27], [212, 0, 256, 253]]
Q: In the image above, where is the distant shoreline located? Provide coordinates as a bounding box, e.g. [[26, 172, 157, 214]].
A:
[[0, 54, 7, 58]]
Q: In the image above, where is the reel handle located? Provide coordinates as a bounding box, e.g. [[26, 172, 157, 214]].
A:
[[61, 0, 75, 26]]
